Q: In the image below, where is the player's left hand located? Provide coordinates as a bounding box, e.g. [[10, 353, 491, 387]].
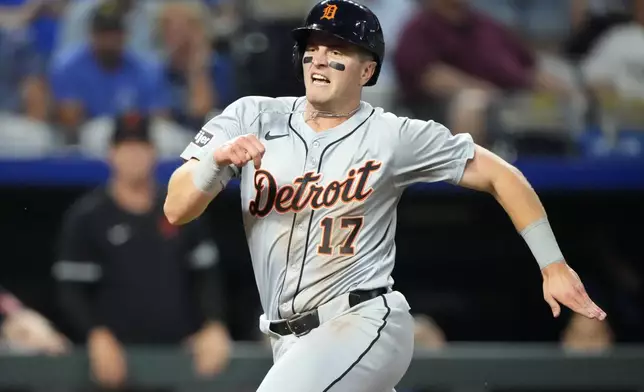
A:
[[541, 261, 607, 320], [185, 321, 231, 377]]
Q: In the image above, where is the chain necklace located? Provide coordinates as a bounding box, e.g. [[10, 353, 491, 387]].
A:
[[306, 103, 361, 121]]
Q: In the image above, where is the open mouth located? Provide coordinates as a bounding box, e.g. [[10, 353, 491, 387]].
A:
[[311, 73, 330, 86]]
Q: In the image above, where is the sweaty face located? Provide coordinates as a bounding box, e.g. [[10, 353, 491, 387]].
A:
[[109, 141, 156, 183], [302, 31, 376, 110]]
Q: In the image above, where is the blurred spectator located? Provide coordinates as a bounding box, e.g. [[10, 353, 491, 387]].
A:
[[247, 0, 315, 21], [235, 0, 316, 98], [0, 284, 69, 355], [0, 0, 43, 31], [0, 0, 68, 62], [29, 0, 67, 61], [398, 315, 447, 392], [394, 0, 572, 144], [571, 0, 633, 29], [204, 0, 240, 42], [0, 21, 54, 156], [56, 0, 157, 56], [49, 1, 169, 142], [581, 1, 644, 101], [0, 113, 58, 157], [470, 0, 571, 46], [566, 0, 635, 63], [561, 313, 614, 351], [0, 26, 48, 120], [358, 0, 418, 111], [154, 1, 232, 130], [77, 115, 193, 159], [52, 114, 230, 389], [413, 314, 447, 350]]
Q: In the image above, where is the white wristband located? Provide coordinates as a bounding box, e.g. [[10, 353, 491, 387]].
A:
[[519, 217, 565, 270], [191, 154, 224, 194]]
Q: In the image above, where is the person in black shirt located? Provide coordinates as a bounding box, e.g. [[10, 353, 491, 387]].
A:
[[0, 285, 69, 354], [53, 114, 230, 390]]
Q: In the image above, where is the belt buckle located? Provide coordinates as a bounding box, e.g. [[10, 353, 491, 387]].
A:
[[286, 313, 308, 337]]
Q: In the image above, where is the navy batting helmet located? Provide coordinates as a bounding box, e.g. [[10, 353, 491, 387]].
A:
[[291, 0, 385, 87]]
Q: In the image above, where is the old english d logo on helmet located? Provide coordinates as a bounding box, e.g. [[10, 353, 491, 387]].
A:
[[320, 4, 338, 20], [291, 0, 385, 87]]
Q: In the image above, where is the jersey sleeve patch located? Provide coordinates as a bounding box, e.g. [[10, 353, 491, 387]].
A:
[[180, 129, 215, 161], [192, 129, 214, 147]]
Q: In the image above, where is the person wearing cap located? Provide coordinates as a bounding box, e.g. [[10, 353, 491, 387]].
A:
[[56, 0, 157, 58], [49, 0, 169, 142], [52, 114, 230, 389]]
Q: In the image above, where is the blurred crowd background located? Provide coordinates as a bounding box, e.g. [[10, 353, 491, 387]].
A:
[[1, 0, 644, 157], [0, 0, 643, 391]]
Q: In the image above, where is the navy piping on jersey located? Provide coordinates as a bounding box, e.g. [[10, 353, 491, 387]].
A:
[[276, 98, 308, 319], [291, 108, 376, 315], [322, 295, 391, 391]]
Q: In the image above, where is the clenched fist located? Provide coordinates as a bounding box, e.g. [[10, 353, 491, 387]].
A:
[[214, 134, 265, 169]]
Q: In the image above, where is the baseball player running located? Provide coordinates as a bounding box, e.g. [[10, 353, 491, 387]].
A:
[[164, 1, 607, 391]]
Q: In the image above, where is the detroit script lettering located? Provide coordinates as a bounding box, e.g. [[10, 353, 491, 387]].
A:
[[249, 160, 382, 217]]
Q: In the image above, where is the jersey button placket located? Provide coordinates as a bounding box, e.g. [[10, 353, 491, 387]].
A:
[[310, 140, 321, 168]]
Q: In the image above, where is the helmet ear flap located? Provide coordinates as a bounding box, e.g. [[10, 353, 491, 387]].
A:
[[365, 59, 382, 86]]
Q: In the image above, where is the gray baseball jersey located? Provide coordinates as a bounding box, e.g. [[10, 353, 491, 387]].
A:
[[180, 96, 475, 322]]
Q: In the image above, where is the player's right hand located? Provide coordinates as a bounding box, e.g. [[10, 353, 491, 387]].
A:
[[88, 327, 127, 389], [214, 134, 265, 169]]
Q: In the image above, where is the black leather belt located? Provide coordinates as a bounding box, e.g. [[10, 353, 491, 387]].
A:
[[270, 288, 387, 337]]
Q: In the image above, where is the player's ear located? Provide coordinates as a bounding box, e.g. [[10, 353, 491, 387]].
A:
[[359, 61, 376, 86]]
